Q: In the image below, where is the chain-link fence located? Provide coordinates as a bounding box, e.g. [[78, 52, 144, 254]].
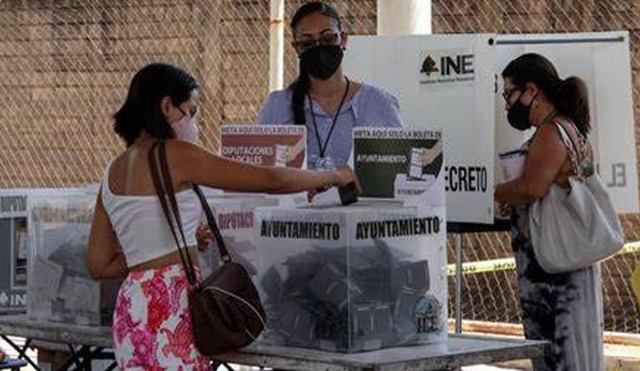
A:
[[446, 231, 640, 334], [0, 0, 266, 187], [0, 0, 376, 187], [0, 0, 638, 337]]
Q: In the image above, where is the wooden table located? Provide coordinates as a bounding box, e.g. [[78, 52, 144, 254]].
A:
[[0, 314, 548, 371]]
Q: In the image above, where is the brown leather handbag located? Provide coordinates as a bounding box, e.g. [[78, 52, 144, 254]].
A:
[[148, 141, 266, 356]]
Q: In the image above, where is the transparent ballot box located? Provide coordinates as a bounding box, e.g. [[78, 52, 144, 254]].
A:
[[27, 192, 120, 326], [199, 193, 279, 277], [0, 188, 83, 314], [256, 200, 448, 352], [0, 191, 29, 313]]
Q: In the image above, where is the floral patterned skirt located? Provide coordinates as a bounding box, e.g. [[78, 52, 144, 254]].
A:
[[112, 264, 210, 370]]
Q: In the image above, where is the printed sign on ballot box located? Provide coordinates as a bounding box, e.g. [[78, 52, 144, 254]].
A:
[[220, 125, 307, 169], [353, 128, 444, 207]]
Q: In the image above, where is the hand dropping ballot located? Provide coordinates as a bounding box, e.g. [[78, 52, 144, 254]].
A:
[[311, 156, 359, 206]]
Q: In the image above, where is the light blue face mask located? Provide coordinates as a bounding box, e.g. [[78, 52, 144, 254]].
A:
[[172, 108, 199, 143]]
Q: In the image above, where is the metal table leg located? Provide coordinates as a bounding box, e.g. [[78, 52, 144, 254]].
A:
[[455, 233, 463, 334]]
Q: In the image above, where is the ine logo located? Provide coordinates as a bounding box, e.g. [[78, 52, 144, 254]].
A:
[[414, 294, 442, 334], [420, 52, 475, 85], [0, 291, 26, 307], [420, 56, 439, 76]]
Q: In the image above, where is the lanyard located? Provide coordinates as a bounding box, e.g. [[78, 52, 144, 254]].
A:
[[308, 77, 350, 158]]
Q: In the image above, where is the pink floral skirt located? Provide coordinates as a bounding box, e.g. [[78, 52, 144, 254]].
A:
[[112, 264, 210, 370]]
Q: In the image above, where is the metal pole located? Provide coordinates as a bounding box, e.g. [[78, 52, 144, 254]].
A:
[[377, 0, 432, 35], [269, 0, 285, 91], [455, 233, 463, 334]]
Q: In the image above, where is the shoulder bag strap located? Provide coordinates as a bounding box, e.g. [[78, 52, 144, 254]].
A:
[[148, 141, 198, 285], [553, 119, 583, 179], [191, 185, 232, 262], [157, 142, 197, 271]]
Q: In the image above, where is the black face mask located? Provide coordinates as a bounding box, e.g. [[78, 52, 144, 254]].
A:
[[300, 45, 343, 80], [507, 90, 538, 131]]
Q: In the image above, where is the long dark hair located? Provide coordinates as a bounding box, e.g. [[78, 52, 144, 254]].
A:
[[114, 63, 198, 147], [289, 1, 342, 126], [502, 53, 590, 135]]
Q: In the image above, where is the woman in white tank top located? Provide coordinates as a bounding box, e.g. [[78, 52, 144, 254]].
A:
[[86, 63, 359, 370]]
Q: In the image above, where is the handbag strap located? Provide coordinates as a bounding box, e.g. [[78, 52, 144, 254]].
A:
[[191, 184, 232, 262], [148, 141, 198, 285], [553, 119, 589, 179]]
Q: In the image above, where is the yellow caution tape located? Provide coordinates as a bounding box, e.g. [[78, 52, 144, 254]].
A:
[[446, 241, 640, 276], [621, 241, 640, 254], [446, 257, 516, 276]]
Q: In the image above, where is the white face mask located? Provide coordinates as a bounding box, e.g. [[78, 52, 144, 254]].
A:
[[171, 111, 199, 143]]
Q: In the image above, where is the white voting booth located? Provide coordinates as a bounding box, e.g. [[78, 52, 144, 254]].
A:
[[344, 34, 497, 224], [344, 32, 639, 219]]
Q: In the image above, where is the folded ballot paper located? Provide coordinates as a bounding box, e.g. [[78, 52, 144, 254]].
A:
[[498, 149, 527, 182]]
